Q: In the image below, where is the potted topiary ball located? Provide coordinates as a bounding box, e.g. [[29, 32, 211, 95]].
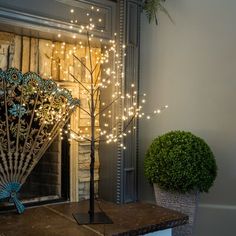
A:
[[144, 131, 217, 236]]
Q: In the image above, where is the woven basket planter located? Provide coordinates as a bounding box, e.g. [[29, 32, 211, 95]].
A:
[[154, 184, 199, 236]]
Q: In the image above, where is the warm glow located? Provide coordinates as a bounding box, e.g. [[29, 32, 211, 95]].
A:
[[51, 5, 168, 151]]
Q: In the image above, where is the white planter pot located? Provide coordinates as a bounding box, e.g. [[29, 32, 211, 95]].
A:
[[153, 184, 199, 236]]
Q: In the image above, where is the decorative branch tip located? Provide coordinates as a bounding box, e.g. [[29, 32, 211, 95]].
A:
[[143, 0, 174, 25]]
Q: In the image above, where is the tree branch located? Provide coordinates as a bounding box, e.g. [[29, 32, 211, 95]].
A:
[[87, 31, 93, 73], [95, 120, 121, 142], [123, 114, 136, 133], [95, 96, 120, 117], [94, 66, 101, 88], [78, 105, 91, 117], [69, 73, 90, 94], [94, 88, 100, 112], [92, 61, 99, 75], [70, 129, 91, 142], [95, 114, 136, 143], [73, 54, 91, 73]]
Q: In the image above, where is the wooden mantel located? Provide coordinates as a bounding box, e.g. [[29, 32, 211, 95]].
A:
[[0, 201, 188, 236]]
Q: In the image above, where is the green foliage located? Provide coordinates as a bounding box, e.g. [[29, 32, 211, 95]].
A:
[[143, 0, 173, 25], [144, 131, 217, 193]]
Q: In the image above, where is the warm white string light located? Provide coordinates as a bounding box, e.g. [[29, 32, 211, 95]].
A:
[[41, 6, 167, 150]]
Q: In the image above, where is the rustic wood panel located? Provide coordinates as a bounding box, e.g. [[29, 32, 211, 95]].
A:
[[22, 36, 30, 73], [12, 35, 21, 69]]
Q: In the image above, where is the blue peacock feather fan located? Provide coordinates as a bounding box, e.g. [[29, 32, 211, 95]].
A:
[[0, 68, 80, 213]]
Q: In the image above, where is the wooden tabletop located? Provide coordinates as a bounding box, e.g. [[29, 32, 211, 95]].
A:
[[0, 200, 188, 236]]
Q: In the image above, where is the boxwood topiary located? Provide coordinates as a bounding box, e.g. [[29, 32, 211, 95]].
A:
[[144, 131, 217, 193]]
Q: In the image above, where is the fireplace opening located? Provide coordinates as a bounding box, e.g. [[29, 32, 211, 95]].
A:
[[20, 133, 70, 204], [0, 30, 101, 210], [0, 133, 70, 212]]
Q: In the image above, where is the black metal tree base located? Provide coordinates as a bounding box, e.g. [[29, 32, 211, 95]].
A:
[[73, 212, 113, 225]]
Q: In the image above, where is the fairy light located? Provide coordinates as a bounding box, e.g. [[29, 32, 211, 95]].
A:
[[41, 6, 167, 153]]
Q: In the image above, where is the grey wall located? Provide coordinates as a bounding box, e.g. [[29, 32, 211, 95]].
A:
[[139, 0, 236, 235]]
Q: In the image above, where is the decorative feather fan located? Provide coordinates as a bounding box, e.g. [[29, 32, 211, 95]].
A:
[[0, 68, 80, 213]]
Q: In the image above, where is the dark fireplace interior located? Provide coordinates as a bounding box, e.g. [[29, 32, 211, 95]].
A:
[[0, 134, 70, 211], [21, 135, 70, 201]]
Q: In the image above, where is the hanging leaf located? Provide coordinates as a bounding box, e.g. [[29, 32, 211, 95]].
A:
[[143, 0, 173, 25]]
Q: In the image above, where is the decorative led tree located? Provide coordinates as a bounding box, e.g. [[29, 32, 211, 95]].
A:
[[46, 5, 168, 224]]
